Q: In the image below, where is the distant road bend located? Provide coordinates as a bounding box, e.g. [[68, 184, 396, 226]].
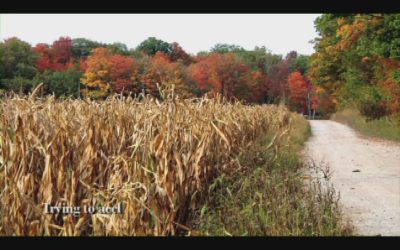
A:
[[305, 120, 400, 236]]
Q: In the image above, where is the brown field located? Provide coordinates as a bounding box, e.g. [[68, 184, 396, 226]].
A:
[[0, 91, 293, 236]]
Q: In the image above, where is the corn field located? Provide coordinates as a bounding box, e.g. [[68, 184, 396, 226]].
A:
[[0, 90, 293, 236]]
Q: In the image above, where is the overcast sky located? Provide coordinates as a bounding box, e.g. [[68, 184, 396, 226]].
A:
[[0, 14, 321, 56]]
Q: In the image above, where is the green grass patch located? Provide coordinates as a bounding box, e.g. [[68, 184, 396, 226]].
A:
[[331, 109, 400, 142], [191, 113, 351, 236]]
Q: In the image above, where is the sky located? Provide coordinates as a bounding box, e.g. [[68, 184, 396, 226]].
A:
[[0, 14, 321, 56]]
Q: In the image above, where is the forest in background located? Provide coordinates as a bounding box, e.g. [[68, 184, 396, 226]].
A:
[[1, 14, 400, 121], [3, 13, 399, 236]]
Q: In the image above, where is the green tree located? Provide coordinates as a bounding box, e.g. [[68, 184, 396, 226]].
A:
[[235, 46, 282, 74], [0, 37, 38, 94], [210, 43, 244, 54], [72, 38, 103, 59], [137, 37, 172, 56], [0, 77, 34, 94], [291, 55, 310, 74], [0, 37, 37, 80], [107, 42, 130, 55], [33, 66, 83, 98]]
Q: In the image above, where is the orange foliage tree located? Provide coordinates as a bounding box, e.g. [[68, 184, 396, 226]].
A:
[[247, 71, 269, 103], [81, 47, 112, 98], [140, 52, 191, 98], [376, 58, 400, 115], [81, 47, 138, 98], [288, 71, 313, 115], [188, 53, 252, 101], [109, 55, 139, 94]]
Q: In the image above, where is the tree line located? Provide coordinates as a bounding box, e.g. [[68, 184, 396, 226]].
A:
[[0, 36, 316, 115], [3, 14, 398, 119], [309, 14, 400, 120]]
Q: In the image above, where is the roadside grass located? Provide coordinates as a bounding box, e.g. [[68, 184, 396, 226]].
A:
[[331, 109, 400, 142], [192, 113, 352, 236]]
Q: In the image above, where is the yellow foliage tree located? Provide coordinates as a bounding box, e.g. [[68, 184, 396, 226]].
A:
[[81, 48, 112, 98]]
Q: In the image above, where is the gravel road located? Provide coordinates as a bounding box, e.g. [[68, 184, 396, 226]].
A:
[[304, 120, 400, 236]]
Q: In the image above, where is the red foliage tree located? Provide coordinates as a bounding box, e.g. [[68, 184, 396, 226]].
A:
[[188, 53, 251, 100], [79, 58, 88, 72], [247, 71, 269, 103], [288, 71, 313, 114], [82, 47, 141, 97], [267, 60, 290, 104], [34, 36, 74, 72], [376, 58, 400, 115], [109, 55, 138, 93], [169, 42, 192, 64], [51, 37, 73, 65], [33, 43, 52, 71]]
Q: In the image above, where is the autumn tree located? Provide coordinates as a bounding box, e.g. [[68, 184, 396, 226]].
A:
[[34, 36, 74, 72], [247, 70, 269, 103], [81, 47, 139, 98], [288, 71, 313, 116], [34, 43, 52, 72], [308, 14, 348, 112], [81, 47, 112, 98], [52, 37, 73, 66], [267, 60, 290, 104], [313, 86, 335, 117], [1, 36, 316, 105], [169, 42, 192, 65], [309, 14, 400, 119], [108, 55, 139, 94], [140, 52, 190, 98], [188, 53, 252, 101]]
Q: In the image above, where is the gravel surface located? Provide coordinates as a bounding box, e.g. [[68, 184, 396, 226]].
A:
[[304, 120, 400, 236]]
